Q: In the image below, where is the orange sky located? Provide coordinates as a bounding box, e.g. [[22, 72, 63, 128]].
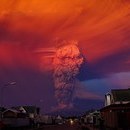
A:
[[0, 0, 130, 71]]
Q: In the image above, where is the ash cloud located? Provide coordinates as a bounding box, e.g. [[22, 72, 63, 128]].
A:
[[53, 41, 84, 109]]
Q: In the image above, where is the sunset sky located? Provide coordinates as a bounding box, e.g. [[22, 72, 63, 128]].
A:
[[0, 0, 130, 113]]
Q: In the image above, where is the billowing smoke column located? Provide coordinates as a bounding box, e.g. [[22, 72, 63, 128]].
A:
[[53, 41, 84, 109]]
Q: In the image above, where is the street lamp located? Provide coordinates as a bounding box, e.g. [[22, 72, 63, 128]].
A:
[[0, 81, 16, 118]]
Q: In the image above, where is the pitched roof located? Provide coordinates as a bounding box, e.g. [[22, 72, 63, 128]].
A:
[[111, 88, 130, 102], [12, 106, 38, 113], [3, 109, 19, 114], [23, 106, 38, 113]]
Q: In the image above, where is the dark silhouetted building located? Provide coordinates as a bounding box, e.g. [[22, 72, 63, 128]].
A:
[[101, 88, 130, 129]]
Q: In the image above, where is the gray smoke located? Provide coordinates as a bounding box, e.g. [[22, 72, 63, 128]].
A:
[[53, 41, 84, 109]]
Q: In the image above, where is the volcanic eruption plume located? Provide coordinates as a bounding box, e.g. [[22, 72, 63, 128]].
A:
[[53, 41, 84, 109]]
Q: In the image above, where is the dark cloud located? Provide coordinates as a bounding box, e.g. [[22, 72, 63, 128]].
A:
[[78, 48, 130, 80], [89, 48, 130, 77]]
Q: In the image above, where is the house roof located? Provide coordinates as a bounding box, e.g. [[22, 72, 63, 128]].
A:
[[111, 88, 130, 102], [23, 106, 38, 113], [12, 106, 38, 114], [3, 109, 19, 114]]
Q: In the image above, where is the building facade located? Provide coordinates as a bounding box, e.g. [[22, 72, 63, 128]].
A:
[[101, 88, 130, 129]]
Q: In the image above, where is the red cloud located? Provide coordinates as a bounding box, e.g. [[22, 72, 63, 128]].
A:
[[0, 0, 129, 72], [0, 42, 39, 69]]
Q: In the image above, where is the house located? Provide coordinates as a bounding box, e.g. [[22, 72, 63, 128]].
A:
[[83, 110, 100, 126], [12, 106, 40, 119], [100, 103, 130, 129], [2, 109, 29, 127], [55, 115, 63, 124], [101, 88, 130, 129], [3, 109, 19, 118], [3, 109, 27, 118]]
